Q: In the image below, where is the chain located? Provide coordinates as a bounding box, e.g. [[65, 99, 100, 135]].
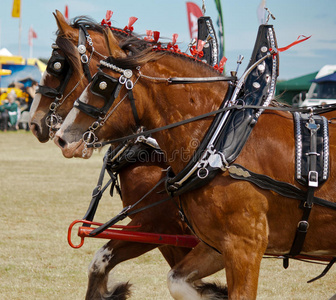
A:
[[93, 48, 108, 60]]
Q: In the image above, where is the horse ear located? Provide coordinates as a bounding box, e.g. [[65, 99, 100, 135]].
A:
[[103, 28, 126, 58], [53, 9, 72, 35]]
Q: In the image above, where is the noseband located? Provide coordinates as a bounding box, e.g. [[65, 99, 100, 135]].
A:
[[37, 25, 102, 138]]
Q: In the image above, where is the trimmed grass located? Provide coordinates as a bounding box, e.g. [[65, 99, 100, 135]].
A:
[[0, 131, 335, 299]]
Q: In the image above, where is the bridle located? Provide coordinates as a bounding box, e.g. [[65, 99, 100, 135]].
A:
[[37, 25, 106, 138], [74, 59, 140, 157], [73, 47, 244, 158]]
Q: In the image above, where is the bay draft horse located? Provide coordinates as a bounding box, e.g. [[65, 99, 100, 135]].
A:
[[29, 11, 226, 300], [54, 28, 336, 299]]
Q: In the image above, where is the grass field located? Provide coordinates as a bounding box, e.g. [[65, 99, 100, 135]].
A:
[[0, 131, 335, 299]]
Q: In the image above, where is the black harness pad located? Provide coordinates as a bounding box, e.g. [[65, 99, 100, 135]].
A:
[[293, 112, 329, 186], [166, 25, 279, 196], [197, 16, 218, 66], [218, 24, 278, 162]]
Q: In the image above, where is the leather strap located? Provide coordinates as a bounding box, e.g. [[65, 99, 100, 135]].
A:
[[127, 89, 140, 128], [88, 176, 170, 237], [91, 104, 336, 149], [78, 24, 92, 82], [168, 76, 236, 84], [82, 153, 114, 225], [289, 116, 320, 257]]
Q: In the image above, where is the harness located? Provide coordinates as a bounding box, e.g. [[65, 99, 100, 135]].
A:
[[71, 22, 336, 280]]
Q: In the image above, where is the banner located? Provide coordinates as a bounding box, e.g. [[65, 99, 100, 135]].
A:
[[65, 5, 69, 22], [29, 26, 37, 46], [214, 0, 225, 59], [12, 0, 21, 18], [186, 2, 203, 39]]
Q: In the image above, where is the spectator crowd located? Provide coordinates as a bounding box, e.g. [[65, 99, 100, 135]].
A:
[[0, 81, 37, 132]]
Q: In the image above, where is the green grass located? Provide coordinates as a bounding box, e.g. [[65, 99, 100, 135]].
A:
[[0, 131, 335, 299]]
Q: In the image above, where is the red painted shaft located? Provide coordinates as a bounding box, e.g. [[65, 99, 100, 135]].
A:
[[78, 226, 199, 248]]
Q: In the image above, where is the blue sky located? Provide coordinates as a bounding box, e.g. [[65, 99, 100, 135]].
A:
[[1, 0, 335, 80]]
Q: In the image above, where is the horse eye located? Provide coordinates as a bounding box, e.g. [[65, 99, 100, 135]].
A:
[[99, 81, 107, 90]]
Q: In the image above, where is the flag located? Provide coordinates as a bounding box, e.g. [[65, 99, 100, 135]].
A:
[[257, 0, 267, 24], [29, 26, 37, 46], [12, 0, 21, 18], [186, 2, 203, 39], [65, 5, 69, 22], [214, 0, 225, 60]]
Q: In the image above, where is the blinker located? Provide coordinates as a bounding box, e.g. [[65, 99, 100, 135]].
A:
[[90, 71, 119, 102], [46, 51, 70, 79], [74, 71, 122, 120]]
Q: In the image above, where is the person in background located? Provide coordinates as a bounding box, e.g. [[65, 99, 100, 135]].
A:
[[0, 99, 9, 131], [3, 90, 19, 130], [26, 80, 38, 112]]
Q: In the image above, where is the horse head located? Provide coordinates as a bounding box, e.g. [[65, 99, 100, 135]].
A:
[[29, 10, 127, 143], [54, 30, 229, 168]]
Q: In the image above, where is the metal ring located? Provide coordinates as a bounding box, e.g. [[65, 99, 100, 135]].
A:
[[55, 94, 63, 101], [90, 121, 100, 130], [81, 54, 89, 64], [45, 114, 59, 127], [119, 76, 127, 85], [82, 131, 97, 145], [125, 80, 134, 90], [197, 167, 209, 179], [49, 102, 58, 111]]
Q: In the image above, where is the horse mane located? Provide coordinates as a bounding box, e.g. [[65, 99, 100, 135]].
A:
[[104, 36, 222, 76], [70, 16, 105, 33], [102, 46, 162, 70], [55, 16, 222, 77], [71, 16, 131, 40]]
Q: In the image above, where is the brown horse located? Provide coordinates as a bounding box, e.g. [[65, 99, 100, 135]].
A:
[[29, 11, 227, 300], [54, 28, 336, 299]]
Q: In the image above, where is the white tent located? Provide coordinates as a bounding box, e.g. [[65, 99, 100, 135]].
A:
[[0, 48, 13, 56]]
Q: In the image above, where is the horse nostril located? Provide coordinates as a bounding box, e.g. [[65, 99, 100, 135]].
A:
[[56, 136, 67, 149], [59, 137, 67, 149], [30, 122, 50, 143]]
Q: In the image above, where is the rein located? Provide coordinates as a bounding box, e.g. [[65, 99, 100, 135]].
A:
[[88, 103, 336, 148]]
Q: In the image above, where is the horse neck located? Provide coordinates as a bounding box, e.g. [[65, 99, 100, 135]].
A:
[[138, 55, 228, 173]]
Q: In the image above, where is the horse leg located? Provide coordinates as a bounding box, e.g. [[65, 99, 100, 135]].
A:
[[217, 190, 268, 300], [85, 213, 166, 300], [85, 224, 192, 299], [171, 180, 269, 300], [167, 242, 227, 300], [85, 238, 156, 300], [221, 233, 265, 300], [159, 245, 192, 268]]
